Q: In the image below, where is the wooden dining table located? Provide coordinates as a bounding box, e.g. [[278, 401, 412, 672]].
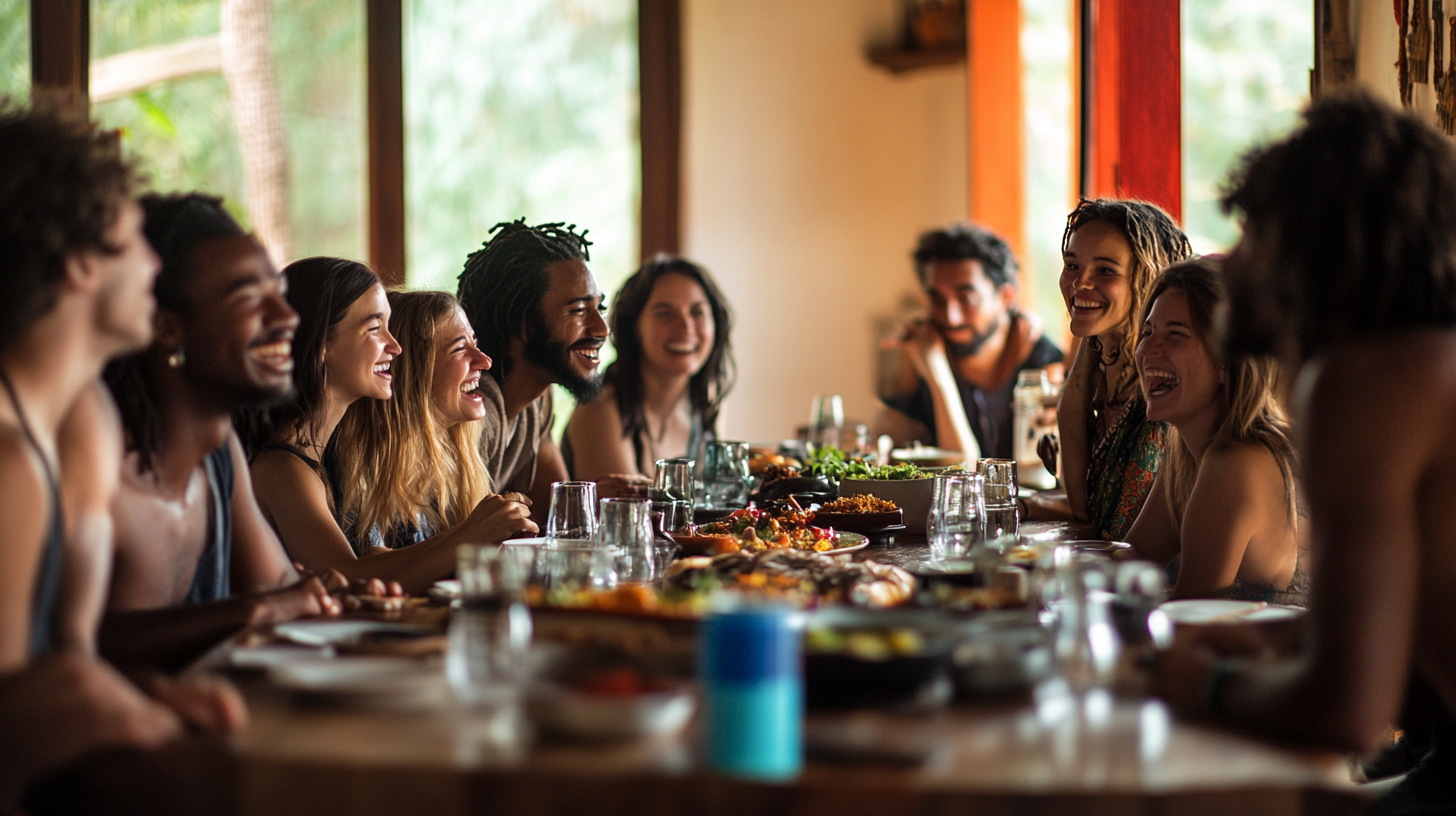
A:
[[218, 522, 1362, 816]]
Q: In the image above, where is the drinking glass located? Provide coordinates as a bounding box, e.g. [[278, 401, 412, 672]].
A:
[[546, 481, 597, 542], [532, 541, 616, 591], [1041, 550, 1121, 694], [926, 472, 985, 562], [702, 440, 751, 509], [447, 544, 534, 705], [651, 457, 696, 531], [809, 394, 844, 449], [598, 498, 658, 583], [978, 458, 1019, 540]]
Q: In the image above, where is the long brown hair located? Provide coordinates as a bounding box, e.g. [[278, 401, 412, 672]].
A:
[[1141, 257, 1296, 527], [1063, 199, 1192, 402], [335, 291, 491, 547]]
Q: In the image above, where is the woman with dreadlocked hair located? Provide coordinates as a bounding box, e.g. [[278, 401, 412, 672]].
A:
[[1037, 199, 1191, 539], [332, 291, 536, 564], [563, 256, 735, 481]]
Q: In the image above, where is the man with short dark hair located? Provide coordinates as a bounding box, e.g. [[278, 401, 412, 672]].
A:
[[877, 222, 1063, 461], [457, 219, 630, 512]]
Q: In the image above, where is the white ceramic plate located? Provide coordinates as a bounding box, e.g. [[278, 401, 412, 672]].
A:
[[430, 579, 462, 602], [1158, 599, 1306, 625], [271, 620, 435, 647], [229, 643, 326, 669], [827, 532, 869, 555]]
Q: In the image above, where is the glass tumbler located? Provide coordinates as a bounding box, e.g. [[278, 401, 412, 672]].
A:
[[651, 457, 696, 531], [926, 472, 985, 563], [447, 544, 534, 704], [702, 440, 751, 509], [809, 394, 845, 450], [546, 480, 597, 543], [598, 497, 658, 582], [978, 458, 1019, 540]]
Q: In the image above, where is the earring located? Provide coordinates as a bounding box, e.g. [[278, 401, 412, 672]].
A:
[[167, 348, 186, 369]]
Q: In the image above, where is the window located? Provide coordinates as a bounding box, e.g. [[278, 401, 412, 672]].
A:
[[0, 2, 27, 99]]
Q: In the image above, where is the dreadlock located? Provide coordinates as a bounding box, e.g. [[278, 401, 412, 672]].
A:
[[456, 219, 592, 383], [104, 193, 245, 474], [1062, 198, 1191, 402], [600, 256, 736, 472]]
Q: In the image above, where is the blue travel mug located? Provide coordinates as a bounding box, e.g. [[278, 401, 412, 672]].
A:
[[699, 607, 803, 781]]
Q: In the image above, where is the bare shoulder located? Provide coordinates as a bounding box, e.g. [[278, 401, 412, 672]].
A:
[[1198, 440, 1286, 499], [59, 381, 122, 484], [1302, 331, 1456, 408], [0, 430, 50, 549]]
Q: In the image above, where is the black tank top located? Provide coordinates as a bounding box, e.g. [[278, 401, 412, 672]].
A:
[[184, 445, 235, 604], [0, 371, 64, 658]]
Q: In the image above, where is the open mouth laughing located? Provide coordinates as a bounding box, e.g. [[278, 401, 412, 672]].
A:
[[1071, 297, 1108, 315], [572, 341, 603, 367], [461, 374, 482, 399], [247, 338, 294, 373], [373, 361, 393, 380], [1143, 367, 1178, 397]]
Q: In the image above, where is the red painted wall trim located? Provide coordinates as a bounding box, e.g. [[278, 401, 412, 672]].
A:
[[1115, 0, 1181, 220]]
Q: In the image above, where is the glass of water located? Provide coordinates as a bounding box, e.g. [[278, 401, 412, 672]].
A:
[[702, 440, 750, 509], [447, 544, 534, 705], [926, 472, 985, 563], [598, 497, 658, 582], [651, 457, 696, 531], [809, 394, 845, 449], [546, 480, 597, 542], [978, 458, 1019, 540]]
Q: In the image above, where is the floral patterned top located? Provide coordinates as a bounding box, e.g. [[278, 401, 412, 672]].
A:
[[1086, 396, 1166, 540]]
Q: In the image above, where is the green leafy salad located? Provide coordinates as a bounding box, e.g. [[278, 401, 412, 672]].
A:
[[805, 446, 928, 482]]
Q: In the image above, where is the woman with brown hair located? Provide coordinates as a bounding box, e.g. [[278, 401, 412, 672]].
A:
[[1034, 199, 1191, 539], [1124, 257, 1304, 604]]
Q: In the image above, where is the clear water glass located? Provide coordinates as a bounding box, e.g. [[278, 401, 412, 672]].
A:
[[809, 394, 844, 449], [598, 497, 657, 582], [978, 458, 1019, 539], [546, 480, 597, 542], [702, 440, 751, 509], [447, 544, 534, 705], [532, 540, 617, 591], [926, 472, 985, 562], [651, 457, 696, 531]]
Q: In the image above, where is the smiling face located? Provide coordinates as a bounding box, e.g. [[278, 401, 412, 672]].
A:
[[925, 259, 1013, 356], [523, 258, 608, 401], [173, 234, 298, 405], [637, 272, 715, 378], [324, 284, 401, 403], [92, 199, 162, 357], [1136, 288, 1223, 427], [431, 306, 492, 427], [1061, 219, 1135, 339]]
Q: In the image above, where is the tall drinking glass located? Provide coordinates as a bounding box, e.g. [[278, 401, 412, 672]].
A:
[[546, 481, 597, 542], [926, 472, 984, 563], [978, 458, 1019, 540], [651, 457, 696, 531], [809, 394, 845, 450], [702, 441, 750, 509], [447, 544, 534, 705], [598, 497, 658, 582]]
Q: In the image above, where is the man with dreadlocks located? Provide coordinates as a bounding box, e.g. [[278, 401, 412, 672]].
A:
[[457, 219, 632, 514], [877, 222, 1064, 462], [99, 193, 340, 671]]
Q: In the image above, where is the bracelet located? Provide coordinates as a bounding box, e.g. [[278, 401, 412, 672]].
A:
[[1203, 660, 1238, 716]]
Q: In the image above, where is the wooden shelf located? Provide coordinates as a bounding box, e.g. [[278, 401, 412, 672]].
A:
[[867, 45, 965, 75]]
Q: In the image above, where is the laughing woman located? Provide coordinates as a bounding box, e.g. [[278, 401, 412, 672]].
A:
[[1124, 258, 1305, 604], [1032, 200, 1192, 539], [563, 256, 734, 481], [333, 290, 536, 557]]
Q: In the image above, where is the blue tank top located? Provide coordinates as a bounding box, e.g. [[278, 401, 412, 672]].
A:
[[184, 445, 234, 604]]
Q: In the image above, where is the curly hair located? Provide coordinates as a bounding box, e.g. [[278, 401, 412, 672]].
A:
[[600, 256, 736, 471], [1063, 198, 1192, 399], [1221, 91, 1456, 364], [105, 193, 246, 473], [0, 98, 140, 352], [912, 222, 1019, 288], [456, 219, 591, 383]]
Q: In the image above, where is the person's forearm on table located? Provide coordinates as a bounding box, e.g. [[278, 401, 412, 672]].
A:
[[99, 600, 276, 673]]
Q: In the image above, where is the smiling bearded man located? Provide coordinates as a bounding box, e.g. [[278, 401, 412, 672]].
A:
[[456, 219, 620, 517]]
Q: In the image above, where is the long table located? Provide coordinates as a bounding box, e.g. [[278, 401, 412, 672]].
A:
[[223, 522, 1359, 816]]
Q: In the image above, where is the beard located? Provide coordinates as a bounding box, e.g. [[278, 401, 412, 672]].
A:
[[941, 314, 1002, 359], [523, 333, 604, 402]]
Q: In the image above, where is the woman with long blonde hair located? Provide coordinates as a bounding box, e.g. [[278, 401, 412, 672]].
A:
[[335, 290, 536, 559], [1124, 258, 1304, 603]]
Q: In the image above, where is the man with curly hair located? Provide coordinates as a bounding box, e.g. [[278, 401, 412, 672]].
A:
[[877, 223, 1063, 461]]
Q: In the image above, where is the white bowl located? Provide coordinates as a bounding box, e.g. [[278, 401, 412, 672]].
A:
[[526, 682, 695, 741]]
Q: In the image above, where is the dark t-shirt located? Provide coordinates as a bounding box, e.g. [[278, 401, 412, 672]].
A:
[[883, 334, 1063, 460]]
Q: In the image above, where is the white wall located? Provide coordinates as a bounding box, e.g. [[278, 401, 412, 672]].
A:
[[682, 0, 969, 444]]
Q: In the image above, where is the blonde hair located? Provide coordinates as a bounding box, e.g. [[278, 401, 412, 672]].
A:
[[1143, 258, 1297, 528], [335, 290, 491, 546]]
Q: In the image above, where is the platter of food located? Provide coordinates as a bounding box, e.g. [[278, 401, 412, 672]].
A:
[[675, 502, 869, 556]]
